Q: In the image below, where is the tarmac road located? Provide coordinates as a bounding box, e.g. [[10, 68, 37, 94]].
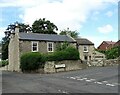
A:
[[1, 65, 119, 94]]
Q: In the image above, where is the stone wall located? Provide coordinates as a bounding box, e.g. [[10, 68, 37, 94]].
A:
[[88, 58, 119, 67], [44, 60, 87, 73]]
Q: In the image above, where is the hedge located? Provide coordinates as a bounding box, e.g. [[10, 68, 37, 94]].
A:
[[20, 47, 80, 72], [46, 46, 80, 61], [20, 52, 45, 71]]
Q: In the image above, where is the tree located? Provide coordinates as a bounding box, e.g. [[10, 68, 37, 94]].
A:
[[32, 18, 58, 34], [2, 22, 32, 60], [5, 22, 32, 38], [1, 37, 9, 60], [59, 28, 79, 38]]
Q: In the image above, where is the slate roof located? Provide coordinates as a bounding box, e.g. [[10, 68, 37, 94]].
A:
[[19, 33, 76, 42], [75, 38, 94, 45]]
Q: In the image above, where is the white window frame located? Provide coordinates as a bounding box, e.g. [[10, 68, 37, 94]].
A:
[[83, 46, 88, 52], [31, 41, 38, 52], [47, 42, 54, 52]]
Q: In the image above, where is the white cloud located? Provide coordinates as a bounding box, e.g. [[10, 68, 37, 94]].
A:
[[106, 11, 113, 17], [18, 0, 118, 32], [0, 0, 118, 32], [98, 24, 113, 34], [0, 0, 118, 30]]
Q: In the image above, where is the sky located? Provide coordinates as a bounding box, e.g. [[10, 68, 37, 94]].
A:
[[0, 0, 118, 48]]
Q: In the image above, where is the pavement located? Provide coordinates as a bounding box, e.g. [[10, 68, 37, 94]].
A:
[[1, 65, 119, 94]]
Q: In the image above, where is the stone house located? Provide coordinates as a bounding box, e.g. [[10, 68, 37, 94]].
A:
[[8, 27, 76, 71], [8, 26, 105, 71], [75, 38, 105, 63], [75, 38, 94, 61]]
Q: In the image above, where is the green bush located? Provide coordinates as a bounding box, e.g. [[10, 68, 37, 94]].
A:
[[20, 47, 79, 71], [105, 46, 119, 59], [47, 46, 80, 61], [20, 52, 45, 71], [0, 60, 9, 67]]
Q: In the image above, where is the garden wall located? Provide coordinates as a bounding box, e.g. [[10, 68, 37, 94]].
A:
[[89, 58, 119, 67], [44, 60, 87, 73]]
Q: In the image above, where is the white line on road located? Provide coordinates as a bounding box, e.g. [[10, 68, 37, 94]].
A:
[[58, 89, 68, 94], [82, 78, 87, 80], [106, 83, 115, 87], [96, 82, 103, 84], [70, 77, 76, 79]]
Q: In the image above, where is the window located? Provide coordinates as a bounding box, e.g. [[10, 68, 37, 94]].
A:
[[32, 42, 38, 52], [84, 56, 88, 61], [83, 46, 88, 52], [47, 42, 54, 52]]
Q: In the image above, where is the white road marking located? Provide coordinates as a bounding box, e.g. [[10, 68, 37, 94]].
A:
[[106, 83, 115, 87], [70, 77, 76, 79], [82, 78, 87, 80], [96, 82, 103, 84], [58, 89, 68, 93], [86, 79, 96, 82], [68, 76, 117, 87], [86, 80, 93, 82]]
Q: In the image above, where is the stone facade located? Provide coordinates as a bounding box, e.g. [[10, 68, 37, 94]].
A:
[[8, 27, 20, 71], [19, 41, 76, 55], [78, 45, 95, 61], [8, 27, 76, 72], [89, 59, 118, 67], [44, 60, 87, 73]]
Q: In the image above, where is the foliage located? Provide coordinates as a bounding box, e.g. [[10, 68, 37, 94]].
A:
[[46, 46, 80, 61], [59, 28, 78, 38], [2, 22, 32, 60], [20, 52, 45, 71], [96, 46, 119, 59], [0, 60, 9, 67], [56, 41, 70, 51], [32, 18, 58, 34], [105, 46, 119, 59], [1, 37, 9, 60], [96, 49, 106, 54], [5, 22, 32, 38]]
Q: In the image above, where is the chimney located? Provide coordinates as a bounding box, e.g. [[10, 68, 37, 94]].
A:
[[14, 23, 19, 33]]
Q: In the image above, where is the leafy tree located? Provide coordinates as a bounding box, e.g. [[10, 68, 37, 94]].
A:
[[1, 37, 9, 60], [32, 18, 58, 34], [2, 22, 32, 60], [5, 22, 32, 38], [59, 28, 78, 38]]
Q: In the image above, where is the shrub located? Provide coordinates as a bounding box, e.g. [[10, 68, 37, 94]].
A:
[[20, 52, 45, 72], [0, 60, 9, 67], [105, 46, 119, 59], [47, 46, 80, 61]]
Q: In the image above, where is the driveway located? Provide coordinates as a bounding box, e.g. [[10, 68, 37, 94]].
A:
[[2, 65, 119, 94]]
